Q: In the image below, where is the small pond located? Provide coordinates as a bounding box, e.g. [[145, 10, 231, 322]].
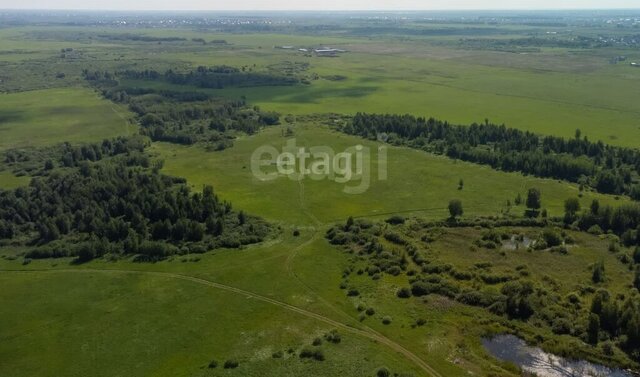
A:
[[482, 334, 636, 377]]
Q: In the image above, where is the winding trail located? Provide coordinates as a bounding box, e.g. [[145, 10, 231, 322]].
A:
[[1, 267, 442, 377]]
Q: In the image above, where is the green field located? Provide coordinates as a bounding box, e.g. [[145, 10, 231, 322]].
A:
[[152, 122, 623, 225], [2, 26, 640, 146], [0, 87, 134, 150], [1, 13, 640, 377]]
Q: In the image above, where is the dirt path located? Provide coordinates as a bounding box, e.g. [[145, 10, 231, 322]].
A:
[[2, 268, 442, 377]]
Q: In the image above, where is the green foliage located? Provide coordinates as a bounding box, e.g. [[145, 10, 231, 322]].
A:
[[588, 313, 601, 345], [323, 330, 342, 344], [396, 287, 412, 298], [347, 113, 640, 198], [542, 228, 563, 248], [448, 199, 464, 219], [0, 151, 270, 261], [299, 347, 325, 361], [592, 261, 606, 283], [564, 197, 581, 223], [223, 359, 239, 369]]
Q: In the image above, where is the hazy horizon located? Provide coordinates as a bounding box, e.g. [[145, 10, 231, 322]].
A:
[[0, 0, 639, 12]]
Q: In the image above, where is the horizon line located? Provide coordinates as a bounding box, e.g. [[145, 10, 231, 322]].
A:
[[2, 7, 640, 12]]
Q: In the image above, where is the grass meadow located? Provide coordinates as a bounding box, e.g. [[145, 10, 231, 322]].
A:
[[0, 87, 134, 151], [0, 23, 639, 377], [2, 27, 640, 146], [152, 123, 624, 226]]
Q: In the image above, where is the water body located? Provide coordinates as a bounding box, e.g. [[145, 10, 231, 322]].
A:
[[482, 334, 636, 377]]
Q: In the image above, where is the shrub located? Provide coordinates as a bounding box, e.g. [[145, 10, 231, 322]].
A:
[[376, 367, 391, 377], [384, 231, 406, 245], [367, 266, 381, 276], [480, 273, 514, 284], [324, 330, 342, 344], [347, 289, 360, 297], [365, 307, 375, 316], [601, 341, 615, 356], [382, 316, 392, 325], [312, 337, 322, 346], [387, 265, 402, 276], [566, 292, 581, 305], [456, 290, 504, 308], [385, 216, 405, 225], [552, 318, 573, 335], [587, 225, 603, 235], [272, 350, 283, 358], [223, 359, 238, 369], [299, 347, 324, 361], [542, 228, 562, 247], [411, 280, 459, 298], [397, 287, 412, 298], [422, 263, 452, 274], [450, 268, 473, 280], [208, 360, 218, 368]]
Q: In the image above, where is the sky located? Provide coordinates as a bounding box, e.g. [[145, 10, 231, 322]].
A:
[[0, 0, 638, 11]]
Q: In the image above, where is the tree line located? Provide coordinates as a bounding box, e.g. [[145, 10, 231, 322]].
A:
[[345, 113, 640, 198], [117, 65, 299, 89], [84, 69, 280, 149]]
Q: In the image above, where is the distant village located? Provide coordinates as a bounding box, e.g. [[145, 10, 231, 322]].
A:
[[609, 56, 640, 68], [275, 45, 347, 57]]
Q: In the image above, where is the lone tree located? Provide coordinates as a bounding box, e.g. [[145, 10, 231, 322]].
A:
[[525, 188, 541, 217], [592, 260, 605, 283], [564, 197, 581, 223], [448, 199, 463, 220]]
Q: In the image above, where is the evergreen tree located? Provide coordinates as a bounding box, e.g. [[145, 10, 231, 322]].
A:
[[588, 313, 600, 344]]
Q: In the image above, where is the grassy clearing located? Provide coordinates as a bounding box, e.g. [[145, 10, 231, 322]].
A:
[[152, 122, 624, 226], [0, 269, 425, 377], [0, 170, 30, 189], [0, 87, 134, 150]]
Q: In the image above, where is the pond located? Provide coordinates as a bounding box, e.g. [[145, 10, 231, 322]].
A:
[[482, 334, 636, 377]]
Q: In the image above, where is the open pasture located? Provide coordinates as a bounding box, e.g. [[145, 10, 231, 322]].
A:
[[151, 123, 624, 226], [0, 87, 134, 150]]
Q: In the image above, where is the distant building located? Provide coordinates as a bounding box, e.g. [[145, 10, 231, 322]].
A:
[[632, 62, 639, 67], [275, 45, 294, 49], [313, 47, 346, 57]]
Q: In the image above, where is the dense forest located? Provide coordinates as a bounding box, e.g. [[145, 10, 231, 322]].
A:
[[0, 66, 285, 263], [0, 142, 270, 262], [344, 113, 640, 198], [3, 136, 147, 178], [84, 69, 281, 149]]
